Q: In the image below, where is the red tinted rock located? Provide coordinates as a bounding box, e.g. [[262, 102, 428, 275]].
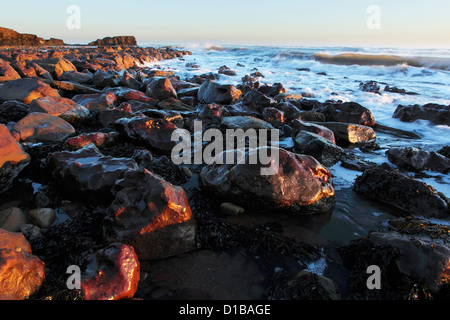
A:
[[107, 168, 197, 260], [145, 77, 177, 101], [0, 78, 60, 104], [0, 58, 21, 82], [0, 124, 30, 192], [262, 107, 285, 128], [88, 36, 137, 47], [115, 115, 181, 153], [12, 112, 75, 143], [29, 96, 90, 121], [31, 58, 78, 79], [64, 132, 119, 150], [81, 243, 140, 300], [199, 148, 336, 215], [0, 229, 45, 300], [291, 119, 336, 144], [72, 92, 118, 112], [318, 122, 376, 145]]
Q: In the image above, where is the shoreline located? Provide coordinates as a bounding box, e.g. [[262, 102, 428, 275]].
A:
[[0, 43, 449, 301]]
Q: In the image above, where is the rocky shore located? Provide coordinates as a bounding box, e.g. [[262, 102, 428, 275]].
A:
[[0, 34, 449, 300]]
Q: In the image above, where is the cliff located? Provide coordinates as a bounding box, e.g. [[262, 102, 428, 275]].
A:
[[0, 27, 64, 46], [88, 36, 137, 47]]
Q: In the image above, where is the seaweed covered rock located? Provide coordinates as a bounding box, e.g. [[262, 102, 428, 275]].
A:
[[106, 168, 197, 260], [199, 147, 336, 215], [353, 166, 449, 218]]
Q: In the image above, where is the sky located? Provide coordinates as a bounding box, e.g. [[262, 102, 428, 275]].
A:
[[1, 0, 449, 48]]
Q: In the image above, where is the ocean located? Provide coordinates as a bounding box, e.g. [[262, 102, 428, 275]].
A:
[[139, 44, 450, 243]]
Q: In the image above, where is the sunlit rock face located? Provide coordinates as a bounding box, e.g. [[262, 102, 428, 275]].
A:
[[0, 78, 60, 104], [0, 229, 45, 300], [199, 147, 336, 215], [0, 124, 30, 192], [81, 243, 140, 300], [106, 168, 197, 260]]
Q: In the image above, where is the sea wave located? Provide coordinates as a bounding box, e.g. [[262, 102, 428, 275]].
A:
[[311, 52, 450, 71]]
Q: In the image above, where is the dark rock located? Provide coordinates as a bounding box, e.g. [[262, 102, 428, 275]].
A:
[[384, 85, 418, 95], [106, 168, 197, 260], [242, 89, 276, 112], [262, 107, 285, 128], [198, 80, 242, 105], [386, 146, 450, 173], [393, 103, 450, 126], [293, 131, 344, 167], [314, 101, 376, 127], [59, 71, 93, 85], [353, 166, 449, 218], [199, 147, 336, 215], [48, 144, 138, 202], [72, 92, 118, 112], [359, 80, 381, 94], [145, 77, 177, 101], [0, 78, 60, 104], [290, 119, 335, 144], [317, 122, 376, 146], [0, 100, 29, 123]]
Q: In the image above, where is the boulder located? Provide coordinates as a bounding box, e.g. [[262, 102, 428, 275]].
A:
[[199, 147, 336, 215], [262, 107, 285, 128], [317, 122, 376, 145], [290, 119, 335, 144], [293, 131, 344, 167], [29, 96, 90, 121], [59, 71, 93, 85], [198, 80, 241, 105], [359, 80, 381, 94], [81, 243, 140, 300], [31, 58, 78, 79], [0, 58, 21, 82], [12, 112, 75, 143], [314, 101, 375, 127], [353, 166, 449, 218], [106, 168, 197, 260], [242, 89, 276, 112], [0, 100, 29, 123], [145, 77, 177, 101], [0, 229, 45, 300], [221, 116, 276, 131], [0, 124, 30, 192], [63, 132, 119, 150], [115, 115, 181, 153], [386, 146, 450, 173], [0, 78, 60, 104], [48, 144, 138, 202], [0, 207, 28, 232], [92, 69, 121, 88], [50, 80, 101, 95], [72, 92, 118, 112], [393, 103, 450, 126], [28, 208, 56, 229]]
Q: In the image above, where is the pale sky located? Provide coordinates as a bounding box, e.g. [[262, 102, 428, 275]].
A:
[[1, 0, 449, 48]]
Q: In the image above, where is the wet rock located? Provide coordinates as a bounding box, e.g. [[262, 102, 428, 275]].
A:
[[31, 58, 77, 79], [359, 80, 381, 94], [59, 71, 93, 85], [220, 202, 245, 216], [199, 147, 336, 215], [28, 208, 56, 229], [262, 107, 285, 128], [81, 243, 140, 300], [0, 207, 28, 232], [386, 146, 450, 173], [63, 132, 119, 150], [384, 85, 418, 96], [92, 69, 121, 88], [290, 119, 335, 144], [157, 97, 194, 111], [0, 58, 21, 82], [314, 101, 376, 127], [274, 101, 302, 122], [115, 115, 181, 153], [242, 89, 276, 112], [0, 229, 45, 300], [107, 87, 155, 105], [218, 65, 237, 76], [106, 168, 197, 260], [50, 80, 101, 95], [0, 78, 60, 104], [29, 96, 90, 121], [0, 100, 29, 123], [293, 131, 344, 167], [368, 231, 450, 293], [0, 123, 30, 192], [72, 92, 118, 112], [221, 116, 276, 131], [12, 112, 75, 143], [317, 122, 376, 146], [258, 83, 286, 98], [297, 111, 326, 122], [437, 146, 450, 159], [353, 166, 449, 218], [198, 80, 241, 105], [393, 103, 450, 126], [145, 77, 177, 101], [48, 144, 138, 202]]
